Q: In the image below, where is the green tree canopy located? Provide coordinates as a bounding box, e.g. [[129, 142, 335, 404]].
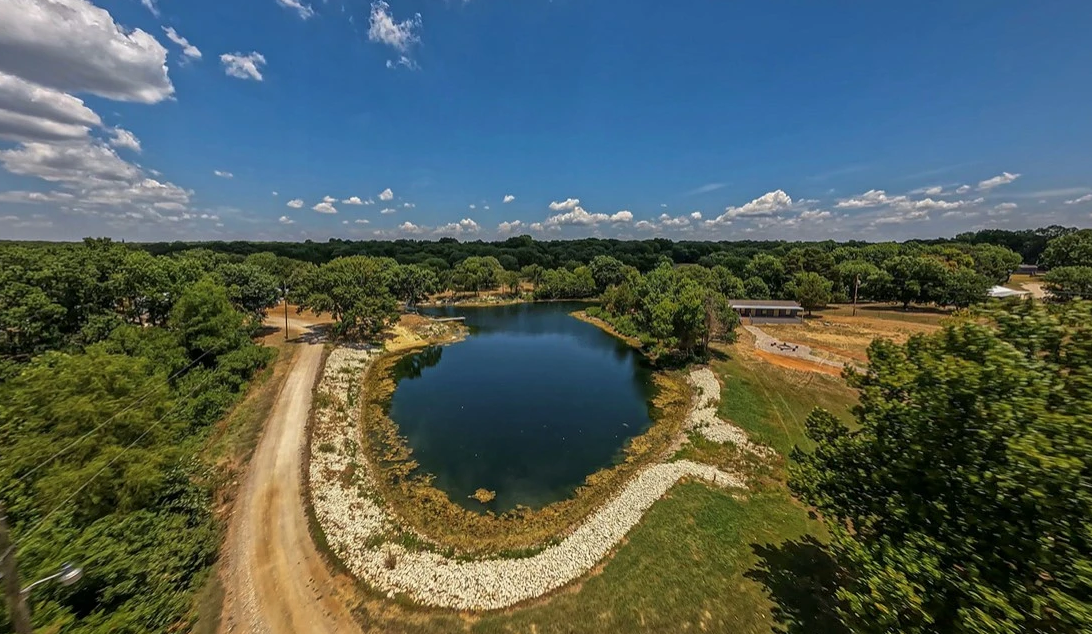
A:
[[791, 301, 1092, 633], [1042, 265, 1092, 300], [786, 271, 833, 315], [1040, 229, 1092, 269], [293, 256, 400, 338]]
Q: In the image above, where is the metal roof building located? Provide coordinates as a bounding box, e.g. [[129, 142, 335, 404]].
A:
[[728, 300, 804, 324]]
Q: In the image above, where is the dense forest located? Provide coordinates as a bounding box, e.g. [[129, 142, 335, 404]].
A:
[[3, 225, 1092, 631], [130, 225, 1074, 271]]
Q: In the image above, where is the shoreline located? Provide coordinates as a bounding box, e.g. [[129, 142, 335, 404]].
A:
[[307, 345, 754, 611], [569, 309, 643, 349]]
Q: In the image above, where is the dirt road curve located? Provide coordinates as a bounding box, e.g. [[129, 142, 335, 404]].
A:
[[219, 319, 362, 634]]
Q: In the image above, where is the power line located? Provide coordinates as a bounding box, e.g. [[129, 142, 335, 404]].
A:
[[7, 346, 219, 490], [16, 366, 222, 543]]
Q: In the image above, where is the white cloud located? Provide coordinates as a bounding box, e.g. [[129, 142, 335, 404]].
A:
[[909, 185, 944, 196], [484, 205, 490, 210], [956, 185, 971, 194], [322, 195, 336, 204], [162, 27, 202, 61], [275, 0, 314, 20], [402, 202, 414, 208], [469, 204, 476, 209], [109, 127, 141, 152], [497, 220, 523, 235], [634, 220, 657, 231], [0, 139, 193, 221], [977, 171, 1021, 191], [385, 56, 418, 71], [272, 191, 278, 196], [503, 194, 516, 203], [286, 198, 304, 209], [278, 215, 294, 224], [835, 189, 901, 209], [435, 218, 480, 236], [0, 190, 75, 204], [690, 211, 702, 220], [214, 170, 233, 178], [0, 0, 173, 103], [343, 196, 364, 205], [549, 198, 580, 212], [0, 71, 102, 143], [800, 209, 832, 221], [659, 213, 690, 228], [140, 0, 159, 17], [369, 1, 422, 52], [399, 221, 424, 234], [610, 210, 633, 223], [354, 218, 370, 224], [312, 201, 337, 214], [1065, 194, 1092, 205], [380, 207, 397, 214], [378, 187, 394, 201], [710, 189, 794, 224], [545, 206, 609, 226], [0, 107, 92, 143], [220, 52, 266, 81], [685, 182, 726, 196]]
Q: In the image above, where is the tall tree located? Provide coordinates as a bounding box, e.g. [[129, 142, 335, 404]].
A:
[[791, 302, 1092, 633], [1040, 229, 1092, 269], [292, 256, 400, 338], [786, 271, 833, 316]]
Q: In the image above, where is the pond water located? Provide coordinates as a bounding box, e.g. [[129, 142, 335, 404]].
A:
[[388, 302, 656, 512]]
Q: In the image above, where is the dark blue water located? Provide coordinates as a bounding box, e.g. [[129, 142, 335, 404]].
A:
[[388, 302, 656, 511]]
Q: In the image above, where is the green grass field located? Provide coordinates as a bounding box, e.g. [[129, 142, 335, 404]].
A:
[[354, 346, 859, 633]]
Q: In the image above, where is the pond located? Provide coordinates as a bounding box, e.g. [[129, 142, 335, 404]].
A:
[[388, 302, 657, 512]]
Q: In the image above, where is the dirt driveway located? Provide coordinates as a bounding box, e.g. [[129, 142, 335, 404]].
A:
[[218, 317, 362, 634]]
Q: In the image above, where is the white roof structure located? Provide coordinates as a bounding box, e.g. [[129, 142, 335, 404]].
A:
[[989, 285, 1030, 299]]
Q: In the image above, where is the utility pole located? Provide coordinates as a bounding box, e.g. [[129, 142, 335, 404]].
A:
[[0, 504, 33, 634], [284, 294, 290, 341], [852, 274, 860, 317]]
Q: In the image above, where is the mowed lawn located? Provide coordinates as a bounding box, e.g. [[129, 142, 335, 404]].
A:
[[356, 346, 859, 634]]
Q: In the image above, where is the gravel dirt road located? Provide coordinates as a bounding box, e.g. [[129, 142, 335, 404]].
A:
[[218, 318, 362, 634]]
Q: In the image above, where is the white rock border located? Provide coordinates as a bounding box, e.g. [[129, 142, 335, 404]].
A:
[[308, 347, 757, 611]]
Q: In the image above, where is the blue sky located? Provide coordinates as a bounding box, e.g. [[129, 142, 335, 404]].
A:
[[1, 0, 1091, 242]]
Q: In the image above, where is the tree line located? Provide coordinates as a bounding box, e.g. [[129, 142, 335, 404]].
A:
[[1, 239, 273, 632]]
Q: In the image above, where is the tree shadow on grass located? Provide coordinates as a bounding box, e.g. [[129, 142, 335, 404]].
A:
[[746, 536, 849, 634]]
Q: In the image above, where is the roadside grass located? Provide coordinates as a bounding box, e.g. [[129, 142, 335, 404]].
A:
[[190, 339, 297, 634], [710, 345, 858, 457], [349, 343, 858, 633]]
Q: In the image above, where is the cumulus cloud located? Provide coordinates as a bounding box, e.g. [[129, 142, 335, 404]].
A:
[[354, 218, 369, 224], [278, 215, 294, 224], [399, 221, 424, 234], [977, 172, 1021, 191], [369, 1, 422, 68], [214, 170, 233, 178], [549, 198, 580, 212], [380, 208, 397, 214], [634, 220, 656, 231], [0, 0, 173, 103], [497, 220, 523, 235], [322, 195, 336, 203], [402, 202, 414, 208], [378, 187, 394, 201], [1065, 194, 1092, 205], [800, 209, 832, 221], [545, 207, 608, 226], [109, 128, 141, 152], [286, 198, 304, 208], [909, 185, 944, 196], [312, 201, 337, 214], [659, 213, 690, 228], [220, 52, 266, 81], [343, 196, 364, 205], [469, 204, 476, 209], [610, 210, 633, 223], [435, 217, 480, 236], [503, 194, 516, 203], [0, 71, 102, 144], [708, 190, 794, 224], [162, 27, 202, 61], [956, 185, 971, 194], [275, 0, 314, 19], [835, 189, 900, 209], [690, 211, 703, 220]]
